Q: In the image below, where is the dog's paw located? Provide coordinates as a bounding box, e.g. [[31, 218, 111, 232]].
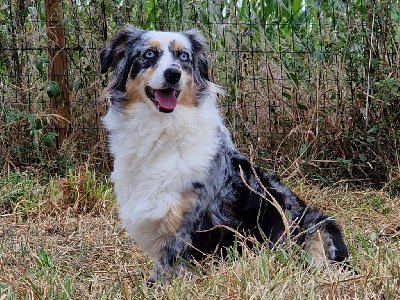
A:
[[147, 265, 162, 285], [147, 262, 172, 285], [147, 260, 193, 285], [147, 276, 157, 286]]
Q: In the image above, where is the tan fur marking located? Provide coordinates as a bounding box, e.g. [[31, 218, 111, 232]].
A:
[[179, 77, 197, 107], [308, 230, 328, 266], [124, 68, 156, 110], [150, 40, 161, 48], [136, 192, 196, 260], [174, 41, 184, 52], [143, 191, 196, 260], [160, 191, 196, 234]]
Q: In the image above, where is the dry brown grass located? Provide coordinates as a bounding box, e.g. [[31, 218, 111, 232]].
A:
[[1, 170, 399, 299]]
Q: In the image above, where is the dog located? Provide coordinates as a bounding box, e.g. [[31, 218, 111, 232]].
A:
[[100, 27, 348, 283]]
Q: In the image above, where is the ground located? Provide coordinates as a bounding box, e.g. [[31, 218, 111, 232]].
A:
[[0, 171, 399, 299]]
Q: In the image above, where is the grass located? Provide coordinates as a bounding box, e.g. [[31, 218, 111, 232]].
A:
[[0, 169, 399, 299]]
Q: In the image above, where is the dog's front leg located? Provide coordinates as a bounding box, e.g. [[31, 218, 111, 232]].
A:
[[148, 232, 193, 284]]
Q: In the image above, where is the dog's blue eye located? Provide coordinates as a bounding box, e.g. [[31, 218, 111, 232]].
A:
[[180, 52, 189, 61], [145, 50, 155, 58]]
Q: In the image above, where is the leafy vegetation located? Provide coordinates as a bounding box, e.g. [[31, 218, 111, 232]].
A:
[[1, 0, 399, 190]]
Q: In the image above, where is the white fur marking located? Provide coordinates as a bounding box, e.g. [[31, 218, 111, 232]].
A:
[[104, 98, 222, 258]]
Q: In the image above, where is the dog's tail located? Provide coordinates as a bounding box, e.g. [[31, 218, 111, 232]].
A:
[[294, 208, 348, 265], [233, 157, 348, 265]]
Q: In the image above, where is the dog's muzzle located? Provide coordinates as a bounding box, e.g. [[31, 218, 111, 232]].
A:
[[145, 68, 182, 113]]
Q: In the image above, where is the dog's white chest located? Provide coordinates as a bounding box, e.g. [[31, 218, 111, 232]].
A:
[[104, 103, 221, 257]]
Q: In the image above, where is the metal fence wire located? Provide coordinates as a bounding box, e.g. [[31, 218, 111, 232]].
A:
[[1, 0, 399, 185]]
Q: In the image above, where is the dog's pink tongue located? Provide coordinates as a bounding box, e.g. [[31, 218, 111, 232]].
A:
[[154, 89, 178, 110]]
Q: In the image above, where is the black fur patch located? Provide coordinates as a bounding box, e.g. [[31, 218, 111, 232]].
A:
[[130, 59, 142, 80], [100, 27, 144, 74]]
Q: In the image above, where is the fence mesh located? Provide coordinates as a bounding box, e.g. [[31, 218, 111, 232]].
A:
[[1, 0, 399, 186]]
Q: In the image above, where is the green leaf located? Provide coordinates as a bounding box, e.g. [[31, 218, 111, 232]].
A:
[[40, 117, 48, 127], [297, 103, 308, 111], [34, 119, 43, 130], [35, 57, 49, 74], [69, 81, 81, 91], [338, 158, 352, 165], [288, 72, 298, 84], [300, 143, 309, 156], [359, 154, 367, 162], [282, 91, 291, 100], [314, 50, 325, 61], [46, 82, 62, 98], [43, 132, 58, 147], [284, 119, 292, 127], [367, 125, 378, 134], [36, 60, 43, 73], [366, 136, 376, 143]]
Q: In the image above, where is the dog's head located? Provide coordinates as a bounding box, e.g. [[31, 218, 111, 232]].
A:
[[100, 27, 211, 113]]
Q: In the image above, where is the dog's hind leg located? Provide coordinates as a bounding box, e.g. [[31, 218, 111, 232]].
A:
[[294, 208, 348, 265], [237, 163, 349, 265]]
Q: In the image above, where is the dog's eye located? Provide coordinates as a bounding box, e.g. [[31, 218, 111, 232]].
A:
[[145, 50, 155, 58], [179, 52, 189, 61]]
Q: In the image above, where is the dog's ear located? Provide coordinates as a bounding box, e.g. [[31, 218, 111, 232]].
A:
[[100, 27, 143, 74], [183, 29, 210, 82]]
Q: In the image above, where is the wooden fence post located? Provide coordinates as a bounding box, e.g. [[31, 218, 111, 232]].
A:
[[44, 0, 70, 148]]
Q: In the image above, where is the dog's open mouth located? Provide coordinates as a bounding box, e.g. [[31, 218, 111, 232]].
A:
[[145, 86, 180, 113]]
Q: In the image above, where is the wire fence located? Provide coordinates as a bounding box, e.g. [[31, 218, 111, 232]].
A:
[[1, 0, 399, 186]]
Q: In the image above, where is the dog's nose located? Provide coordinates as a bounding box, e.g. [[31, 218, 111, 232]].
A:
[[164, 68, 181, 85]]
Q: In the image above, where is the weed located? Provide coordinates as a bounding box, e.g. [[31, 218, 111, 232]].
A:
[[0, 172, 44, 215], [57, 165, 115, 214]]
